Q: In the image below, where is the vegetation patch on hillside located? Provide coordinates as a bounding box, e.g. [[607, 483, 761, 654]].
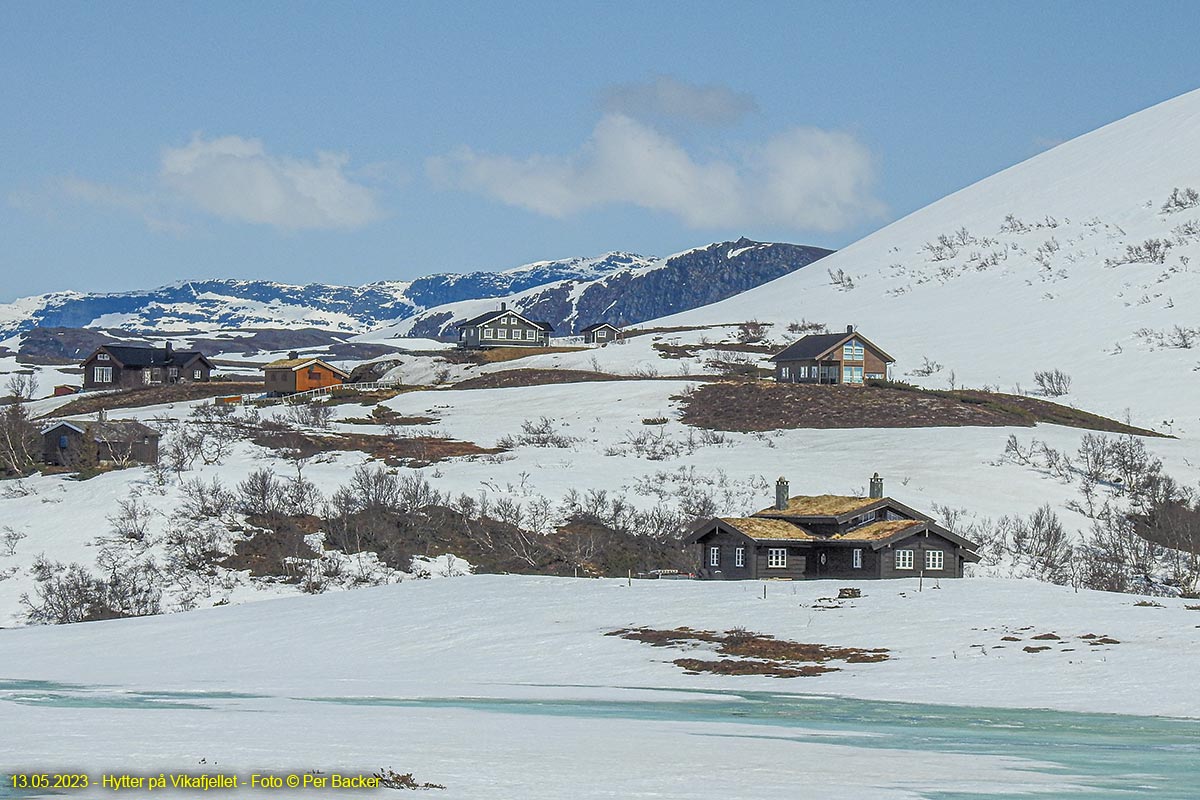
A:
[[677, 381, 1165, 436], [251, 428, 502, 468], [608, 626, 889, 678], [453, 368, 632, 390], [441, 346, 588, 365], [44, 381, 265, 418]]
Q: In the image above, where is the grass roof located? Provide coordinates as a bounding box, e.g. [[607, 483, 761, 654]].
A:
[[756, 494, 882, 518], [720, 517, 818, 541], [828, 519, 924, 542]]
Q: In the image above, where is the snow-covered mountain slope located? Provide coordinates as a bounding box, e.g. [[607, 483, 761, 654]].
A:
[[646, 90, 1200, 427], [0, 253, 654, 336], [390, 238, 831, 338]]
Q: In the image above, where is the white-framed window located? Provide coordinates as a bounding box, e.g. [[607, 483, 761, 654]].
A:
[[193, 369, 202, 380], [863, 510, 876, 523], [843, 339, 865, 361], [96, 352, 110, 361], [852, 548, 863, 569], [482, 328, 495, 339], [781, 366, 790, 379], [798, 366, 808, 378], [767, 548, 787, 569], [525, 329, 536, 340], [926, 550, 944, 570], [708, 546, 720, 567], [735, 546, 745, 567], [497, 329, 508, 339], [842, 365, 864, 384], [895, 549, 914, 570], [93, 366, 113, 383], [597, 330, 607, 339]]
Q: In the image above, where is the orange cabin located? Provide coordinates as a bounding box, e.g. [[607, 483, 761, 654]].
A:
[[262, 357, 349, 395]]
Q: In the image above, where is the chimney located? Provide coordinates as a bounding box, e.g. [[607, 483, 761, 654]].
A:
[[164, 341, 173, 356], [288, 351, 298, 360], [775, 477, 789, 511], [500, 302, 507, 311], [846, 324, 855, 333], [869, 472, 884, 499]]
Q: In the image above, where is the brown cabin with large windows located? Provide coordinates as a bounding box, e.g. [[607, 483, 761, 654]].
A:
[[262, 354, 349, 395], [685, 475, 979, 580], [770, 326, 894, 385]]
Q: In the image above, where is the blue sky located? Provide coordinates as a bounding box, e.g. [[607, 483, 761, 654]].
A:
[[3, 2, 1200, 301]]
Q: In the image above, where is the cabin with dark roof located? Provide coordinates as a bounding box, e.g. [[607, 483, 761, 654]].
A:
[[41, 417, 161, 468], [580, 322, 622, 345], [769, 326, 894, 385], [685, 475, 979, 580], [455, 303, 554, 349], [262, 353, 349, 395], [81, 343, 213, 390]]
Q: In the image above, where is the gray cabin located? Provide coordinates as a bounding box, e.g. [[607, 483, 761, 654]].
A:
[[42, 419, 161, 468], [580, 322, 622, 345], [686, 475, 980, 580], [455, 304, 554, 349], [81, 343, 213, 390]]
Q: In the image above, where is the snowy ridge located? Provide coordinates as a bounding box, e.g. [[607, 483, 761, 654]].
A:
[[651, 89, 1200, 427]]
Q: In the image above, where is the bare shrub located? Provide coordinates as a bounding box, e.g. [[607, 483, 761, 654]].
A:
[[496, 417, 580, 449], [21, 556, 162, 624], [2, 526, 27, 556], [5, 373, 39, 402], [735, 320, 770, 343], [1105, 238, 1172, 266], [1033, 369, 1072, 396], [0, 397, 40, 477], [1161, 187, 1200, 214], [108, 498, 154, 541], [910, 356, 943, 377], [828, 268, 856, 291]]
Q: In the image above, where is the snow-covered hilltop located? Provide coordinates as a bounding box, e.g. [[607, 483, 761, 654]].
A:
[[655, 90, 1200, 427]]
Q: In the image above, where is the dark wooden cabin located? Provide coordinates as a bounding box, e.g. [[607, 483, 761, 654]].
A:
[[42, 419, 161, 468], [580, 322, 622, 345], [769, 326, 894, 385], [455, 304, 554, 349], [81, 343, 213, 390], [686, 475, 979, 580]]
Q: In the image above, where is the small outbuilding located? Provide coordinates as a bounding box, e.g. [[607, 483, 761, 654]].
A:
[[42, 419, 161, 468], [262, 353, 349, 395], [580, 322, 622, 345]]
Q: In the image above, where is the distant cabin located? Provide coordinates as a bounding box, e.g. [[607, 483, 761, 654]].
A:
[[686, 475, 980, 580], [42, 419, 161, 468], [769, 326, 894, 385], [81, 343, 213, 390], [262, 354, 349, 395], [455, 304, 554, 349], [580, 322, 622, 345]]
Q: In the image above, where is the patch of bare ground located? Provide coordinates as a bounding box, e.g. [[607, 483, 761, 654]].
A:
[[251, 428, 502, 468], [623, 324, 738, 339], [653, 342, 777, 359], [676, 380, 1165, 436], [440, 346, 589, 366], [43, 382, 264, 418], [373, 769, 445, 791], [453, 368, 719, 390], [453, 369, 631, 390], [341, 405, 438, 426], [607, 626, 889, 678]]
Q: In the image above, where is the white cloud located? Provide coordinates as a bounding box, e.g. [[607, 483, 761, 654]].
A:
[[429, 113, 883, 232], [160, 135, 382, 229], [13, 135, 383, 232], [600, 75, 757, 127]]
